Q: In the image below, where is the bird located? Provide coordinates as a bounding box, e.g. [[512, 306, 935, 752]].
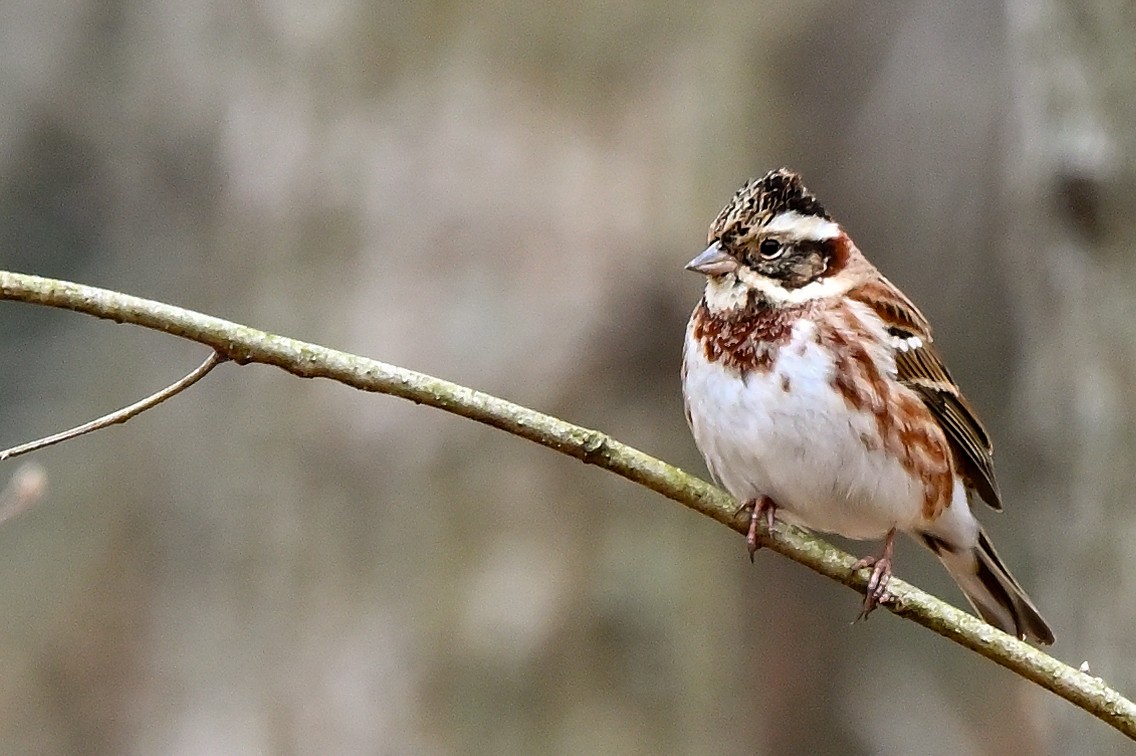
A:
[[680, 168, 1054, 644]]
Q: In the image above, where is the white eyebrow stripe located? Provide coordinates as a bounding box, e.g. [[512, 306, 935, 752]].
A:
[[763, 211, 841, 242]]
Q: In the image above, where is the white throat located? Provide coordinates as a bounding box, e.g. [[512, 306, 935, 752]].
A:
[[702, 275, 751, 314]]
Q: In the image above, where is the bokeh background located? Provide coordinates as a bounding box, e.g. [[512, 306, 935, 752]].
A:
[[1, 1, 1134, 753]]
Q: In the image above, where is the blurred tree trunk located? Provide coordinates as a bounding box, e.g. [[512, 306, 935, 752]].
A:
[[1004, 1, 1136, 751]]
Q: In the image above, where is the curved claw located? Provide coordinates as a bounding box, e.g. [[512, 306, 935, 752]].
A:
[[735, 496, 777, 562], [852, 528, 897, 621]]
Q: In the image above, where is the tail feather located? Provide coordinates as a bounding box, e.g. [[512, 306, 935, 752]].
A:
[[922, 528, 1054, 645]]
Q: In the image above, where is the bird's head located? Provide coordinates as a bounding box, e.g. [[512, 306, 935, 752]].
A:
[[687, 169, 860, 313]]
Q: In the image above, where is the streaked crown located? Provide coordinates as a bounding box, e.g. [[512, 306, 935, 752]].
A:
[[708, 168, 831, 245]]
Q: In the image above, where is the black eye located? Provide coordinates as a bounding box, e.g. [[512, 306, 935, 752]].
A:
[[758, 238, 784, 259]]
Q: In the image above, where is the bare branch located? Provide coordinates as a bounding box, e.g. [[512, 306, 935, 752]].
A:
[[0, 351, 224, 462], [0, 269, 1133, 740]]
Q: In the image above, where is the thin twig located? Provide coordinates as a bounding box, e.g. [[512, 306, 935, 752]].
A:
[[0, 351, 224, 462], [0, 269, 1133, 740]]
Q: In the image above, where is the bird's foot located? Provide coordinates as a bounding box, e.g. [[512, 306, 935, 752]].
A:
[[852, 528, 897, 620], [734, 495, 777, 562]]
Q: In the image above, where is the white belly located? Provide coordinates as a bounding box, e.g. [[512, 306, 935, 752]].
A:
[[683, 318, 928, 540]]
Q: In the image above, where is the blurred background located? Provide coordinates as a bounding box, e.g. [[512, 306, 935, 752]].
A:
[[1, 1, 1133, 753]]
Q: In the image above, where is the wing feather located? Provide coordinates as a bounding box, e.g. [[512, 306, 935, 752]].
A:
[[851, 277, 1002, 510]]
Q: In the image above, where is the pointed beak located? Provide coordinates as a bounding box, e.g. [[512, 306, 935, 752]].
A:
[[685, 242, 738, 276]]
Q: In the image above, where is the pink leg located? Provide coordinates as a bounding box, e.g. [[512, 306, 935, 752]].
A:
[[734, 495, 777, 562], [851, 528, 897, 619]]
